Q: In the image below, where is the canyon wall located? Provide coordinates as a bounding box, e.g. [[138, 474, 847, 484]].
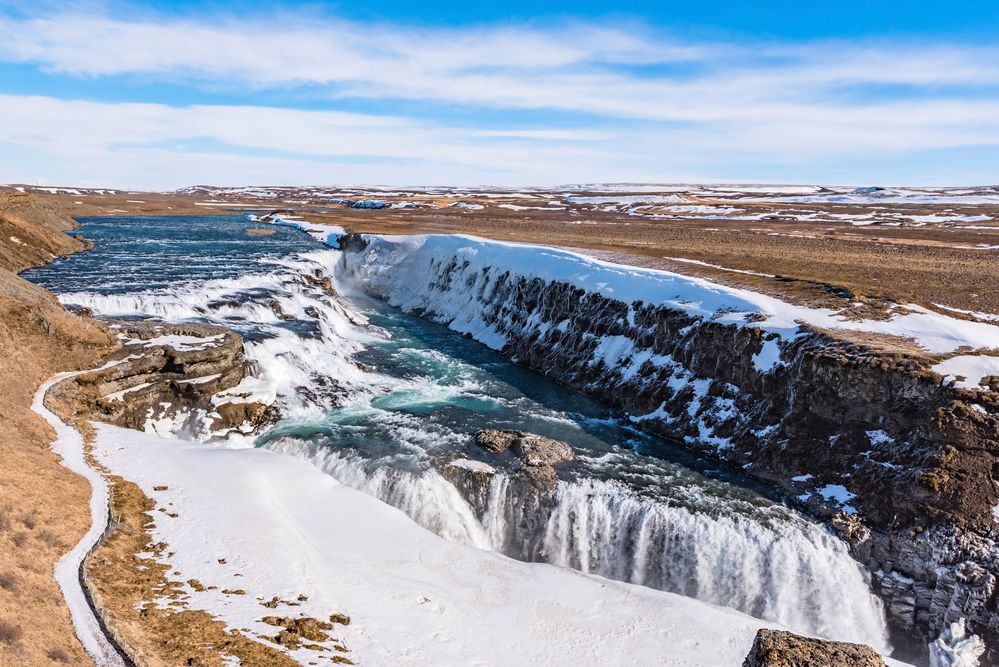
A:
[[341, 233, 999, 661]]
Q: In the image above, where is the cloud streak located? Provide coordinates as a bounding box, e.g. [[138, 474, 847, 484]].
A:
[[0, 8, 997, 186]]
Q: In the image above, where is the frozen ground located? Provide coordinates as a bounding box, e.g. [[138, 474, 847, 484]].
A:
[[90, 423, 914, 666]]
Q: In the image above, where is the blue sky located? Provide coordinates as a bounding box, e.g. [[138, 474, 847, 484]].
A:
[[1, 0, 998, 188]]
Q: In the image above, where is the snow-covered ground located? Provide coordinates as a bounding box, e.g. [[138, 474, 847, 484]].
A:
[[91, 424, 913, 666], [349, 234, 999, 359]]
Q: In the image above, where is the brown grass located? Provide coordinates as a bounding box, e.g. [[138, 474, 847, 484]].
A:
[[46, 647, 72, 663], [0, 194, 117, 666], [0, 619, 23, 644], [83, 470, 327, 667]]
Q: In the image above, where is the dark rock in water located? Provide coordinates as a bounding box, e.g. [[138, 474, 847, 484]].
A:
[[742, 629, 887, 667], [269, 300, 295, 321], [474, 428, 573, 490], [474, 428, 573, 464], [437, 429, 579, 558]]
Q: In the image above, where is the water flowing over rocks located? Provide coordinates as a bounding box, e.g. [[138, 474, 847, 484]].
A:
[[340, 233, 999, 661], [742, 629, 888, 667]]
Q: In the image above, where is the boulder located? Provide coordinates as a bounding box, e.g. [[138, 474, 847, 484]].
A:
[[474, 429, 574, 490], [742, 629, 887, 667]]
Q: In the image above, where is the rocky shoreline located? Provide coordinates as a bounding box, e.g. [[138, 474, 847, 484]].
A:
[[50, 320, 271, 438]]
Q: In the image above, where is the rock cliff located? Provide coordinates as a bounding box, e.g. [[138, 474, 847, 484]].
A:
[[50, 321, 271, 438]]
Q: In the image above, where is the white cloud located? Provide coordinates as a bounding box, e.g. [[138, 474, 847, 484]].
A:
[[0, 10, 998, 186]]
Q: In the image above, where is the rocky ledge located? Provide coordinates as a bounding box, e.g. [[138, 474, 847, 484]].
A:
[[440, 429, 574, 560], [473, 428, 574, 489], [52, 320, 273, 437], [742, 629, 887, 667]]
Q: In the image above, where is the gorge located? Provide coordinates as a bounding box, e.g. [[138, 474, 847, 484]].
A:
[[20, 210, 998, 665]]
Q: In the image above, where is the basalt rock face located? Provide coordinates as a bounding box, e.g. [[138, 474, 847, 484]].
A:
[[474, 428, 574, 490], [53, 321, 271, 436], [742, 629, 887, 667], [343, 237, 999, 661], [441, 429, 575, 559]]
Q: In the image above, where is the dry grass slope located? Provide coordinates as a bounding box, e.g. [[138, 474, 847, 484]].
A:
[[0, 195, 116, 666]]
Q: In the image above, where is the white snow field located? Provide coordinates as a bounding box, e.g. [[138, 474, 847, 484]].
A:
[[91, 424, 914, 666]]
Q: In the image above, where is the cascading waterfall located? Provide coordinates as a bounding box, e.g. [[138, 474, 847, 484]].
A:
[[268, 439, 493, 549], [268, 436, 889, 652], [50, 249, 389, 422], [539, 479, 886, 647], [26, 215, 893, 656]]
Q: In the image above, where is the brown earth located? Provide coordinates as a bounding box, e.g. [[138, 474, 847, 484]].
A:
[[82, 465, 308, 667], [9, 185, 997, 317], [0, 194, 116, 665], [0, 193, 352, 666]]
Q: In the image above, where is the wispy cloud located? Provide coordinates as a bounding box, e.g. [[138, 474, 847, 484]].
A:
[[0, 8, 997, 186]]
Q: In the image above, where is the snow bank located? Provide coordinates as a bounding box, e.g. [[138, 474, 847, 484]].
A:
[[249, 213, 346, 248], [932, 355, 999, 390], [347, 234, 999, 357], [91, 423, 835, 667]]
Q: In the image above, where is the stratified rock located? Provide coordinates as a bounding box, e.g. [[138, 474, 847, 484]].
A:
[[742, 629, 887, 667], [53, 320, 272, 435]]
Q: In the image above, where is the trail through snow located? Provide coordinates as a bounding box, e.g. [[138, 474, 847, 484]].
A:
[[32, 368, 127, 667]]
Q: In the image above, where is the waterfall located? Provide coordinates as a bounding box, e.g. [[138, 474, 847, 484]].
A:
[[43, 224, 893, 656], [537, 478, 888, 650], [270, 439, 493, 549], [270, 436, 890, 653]]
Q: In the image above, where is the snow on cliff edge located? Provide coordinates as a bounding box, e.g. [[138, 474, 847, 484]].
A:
[[349, 234, 999, 367]]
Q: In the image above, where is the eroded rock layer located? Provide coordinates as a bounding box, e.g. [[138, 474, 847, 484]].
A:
[[51, 321, 271, 437]]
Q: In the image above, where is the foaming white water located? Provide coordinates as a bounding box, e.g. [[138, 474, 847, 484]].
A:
[[268, 438, 890, 651], [60, 250, 388, 422], [270, 438, 492, 549], [538, 478, 890, 651]]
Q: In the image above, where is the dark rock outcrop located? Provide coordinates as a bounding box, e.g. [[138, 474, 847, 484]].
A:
[[742, 629, 887, 667], [473, 428, 573, 490], [54, 320, 271, 435], [440, 429, 576, 559]]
